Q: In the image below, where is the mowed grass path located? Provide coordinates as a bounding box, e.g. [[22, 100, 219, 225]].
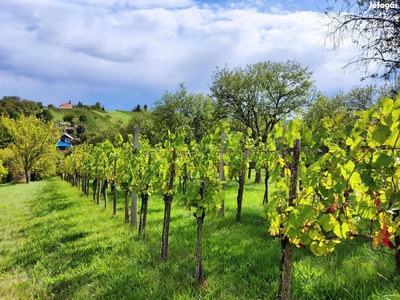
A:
[[0, 178, 399, 299]]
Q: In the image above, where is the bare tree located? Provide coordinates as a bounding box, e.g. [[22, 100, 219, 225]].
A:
[[323, 0, 400, 80]]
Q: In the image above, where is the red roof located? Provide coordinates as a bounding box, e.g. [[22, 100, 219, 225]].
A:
[[59, 103, 73, 108]]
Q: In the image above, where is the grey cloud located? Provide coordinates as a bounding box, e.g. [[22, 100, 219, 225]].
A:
[[0, 0, 372, 109]]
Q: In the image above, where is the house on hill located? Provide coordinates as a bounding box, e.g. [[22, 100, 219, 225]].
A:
[[59, 100, 72, 108], [57, 133, 74, 151]]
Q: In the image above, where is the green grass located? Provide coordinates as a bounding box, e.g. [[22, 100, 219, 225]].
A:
[[51, 110, 65, 122], [0, 178, 399, 299], [107, 110, 134, 124]]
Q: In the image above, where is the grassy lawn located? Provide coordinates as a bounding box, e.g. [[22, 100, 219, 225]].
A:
[[0, 178, 399, 299]]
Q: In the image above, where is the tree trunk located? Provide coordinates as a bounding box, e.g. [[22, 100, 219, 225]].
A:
[[255, 169, 261, 183], [96, 179, 101, 205], [86, 177, 90, 197], [25, 169, 30, 184], [131, 127, 140, 228], [396, 234, 400, 275], [139, 193, 149, 239], [161, 194, 173, 262], [277, 237, 294, 300], [93, 178, 98, 203], [248, 162, 252, 179], [103, 179, 108, 209], [113, 182, 117, 215], [195, 211, 206, 284], [263, 163, 270, 204], [219, 131, 226, 217], [236, 147, 247, 222], [161, 149, 176, 262], [113, 157, 117, 215], [81, 175, 85, 194], [125, 190, 130, 224], [236, 177, 245, 222], [277, 139, 300, 300]]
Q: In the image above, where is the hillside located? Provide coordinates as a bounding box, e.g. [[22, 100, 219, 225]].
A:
[[51, 108, 134, 133]]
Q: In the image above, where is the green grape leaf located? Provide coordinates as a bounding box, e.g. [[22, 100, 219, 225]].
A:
[[309, 229, 322, 241], [381, 98, 394, 115], [371, 124, 391, 144], [310, 241, 327, 256], [348, 172, 362, 189], [300, 234, 311, 245], [356, 202, 378, 220], [333, 222, 349, 239], [319, 214, 338, 232], [375, 153, 395, 167]]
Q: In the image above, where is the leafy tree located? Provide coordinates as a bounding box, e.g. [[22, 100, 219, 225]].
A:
[[0, 121, 12, 149], [63, 113, 76, 123], [0, 106, 7, 117], [323, 0, 400, 80], [87, 129, 120, 146], [153, 83, 216, 143], [79, 115, 87, 123], [345, 84, 379, 111], [303, 85, 380, 127], [133, 104, 142, 112], [210, 60, 312, 142], [210, 60, 312, 184], [76, 124, 86, 136], [0, 159, 7, 182], [77, 101, 84, 108], [121, 110, 157, 145], [0, 148, 23, 182], [79, 132, 95, 143], [1, 115, 60, 183], [143, 104, 148, 111], [37, 109, 54, 123], [0, 96, 39, 119], [302, 92, 349, 127], [47, 104, 56, 110]]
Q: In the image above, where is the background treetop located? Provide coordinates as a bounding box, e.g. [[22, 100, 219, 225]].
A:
[[210, 60, 313, 142]]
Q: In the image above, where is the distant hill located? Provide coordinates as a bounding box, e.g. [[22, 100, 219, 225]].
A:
[[51, 108, 134, 133]]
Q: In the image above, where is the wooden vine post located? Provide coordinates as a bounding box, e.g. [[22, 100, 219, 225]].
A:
[[131, 127, 139, 228], [277, 138, 300, 300]]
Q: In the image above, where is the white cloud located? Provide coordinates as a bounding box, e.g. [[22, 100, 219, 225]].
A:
[[60, 0, 195, 8], [0, 0, 373, 108]]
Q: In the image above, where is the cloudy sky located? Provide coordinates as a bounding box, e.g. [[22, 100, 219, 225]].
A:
[[0, 0, 375, 110]]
